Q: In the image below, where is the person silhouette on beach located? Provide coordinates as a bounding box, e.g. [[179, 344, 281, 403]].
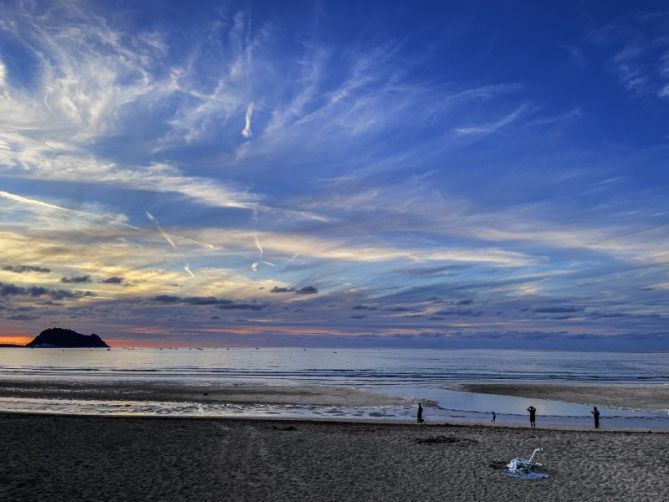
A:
[[527, 406, 537, 429], [417, 403, 424, 424], [592, 406, 600, 429], [491, 411, 496, 424]]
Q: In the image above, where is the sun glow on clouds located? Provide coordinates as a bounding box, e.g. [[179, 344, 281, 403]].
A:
[[0, 1, 667, 348]]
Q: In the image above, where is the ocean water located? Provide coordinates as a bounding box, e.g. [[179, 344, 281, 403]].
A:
[[0, 347, 667, 429]]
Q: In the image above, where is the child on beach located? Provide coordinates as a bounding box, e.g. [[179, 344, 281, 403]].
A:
[[490, 411, 496, 424], [417, 403, 424, 424]]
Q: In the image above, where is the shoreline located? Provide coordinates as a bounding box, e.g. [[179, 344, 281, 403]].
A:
[[0, 410, 667, 434], [1, 380, 668, 430]]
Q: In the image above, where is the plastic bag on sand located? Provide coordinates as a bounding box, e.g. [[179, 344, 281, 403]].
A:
[[505, 448, 549, 480]]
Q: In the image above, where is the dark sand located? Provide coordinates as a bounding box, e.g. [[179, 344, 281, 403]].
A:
[[1, 413, 667, 502], [451, 383, 669, 410], [0, 380, 408, 407]]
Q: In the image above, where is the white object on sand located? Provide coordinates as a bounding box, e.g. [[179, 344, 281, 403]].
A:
[[506, 448, 549, 479]]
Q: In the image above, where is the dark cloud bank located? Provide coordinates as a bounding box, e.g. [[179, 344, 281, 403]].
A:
[[0, 282, 92, 300], [270, 286, 318, 295], [151, 295, 265, 311], [2, 265, 51, 274], [61, 276, 91, 284]]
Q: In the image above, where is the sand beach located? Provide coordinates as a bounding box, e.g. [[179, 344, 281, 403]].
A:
[[452, 383, 669, 410], [1, 413, 667, 502], [0, 379, 408, 407]]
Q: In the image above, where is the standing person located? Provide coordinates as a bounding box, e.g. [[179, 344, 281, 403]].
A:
[[417, 402, 424, 424], [592, 406, 600, 429], [490, 411, 496, 424], [527, 406, 537, 429]]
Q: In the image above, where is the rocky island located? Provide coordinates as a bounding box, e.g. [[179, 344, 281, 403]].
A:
[[26, 328, 109, 348]]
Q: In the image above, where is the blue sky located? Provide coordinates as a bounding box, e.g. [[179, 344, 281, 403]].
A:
[[0, 0, 668, 348]]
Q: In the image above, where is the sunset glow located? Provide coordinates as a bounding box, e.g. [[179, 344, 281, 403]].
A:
[[0, 1, 667, 349]]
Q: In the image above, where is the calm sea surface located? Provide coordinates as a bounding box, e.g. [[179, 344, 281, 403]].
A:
[[0, 348, 667, 428]]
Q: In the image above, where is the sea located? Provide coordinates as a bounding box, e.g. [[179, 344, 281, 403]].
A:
[[0, 348, 667, 429]]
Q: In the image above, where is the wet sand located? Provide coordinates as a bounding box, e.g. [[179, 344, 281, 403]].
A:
[[451, 383, 669, 410], [0, 380, 407, 407], [0, 413, 667, 502]]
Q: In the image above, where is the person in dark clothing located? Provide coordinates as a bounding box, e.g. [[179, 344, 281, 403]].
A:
[[592, 406, 600, 429], [490, 411, 496, 424], [527, 406, 537, 429], [417, 402, 424, 424]]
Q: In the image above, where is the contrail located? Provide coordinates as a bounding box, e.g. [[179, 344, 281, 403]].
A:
[[254, 234, 264, 255], [241, 102, 254, 138], [0, 190, 82, 213], [144, 210, 214, 250], [0, 189, 139, 229], [147, 210, 196, 280], [146, 211, 176, 249], [251, 234, 272, 271]]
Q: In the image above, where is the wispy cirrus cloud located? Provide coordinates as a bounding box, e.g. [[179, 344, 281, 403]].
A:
[[0, 1, 667, 348], [0, 4, 267, 214], [590, 12, 669, 99], [453, 103, 535, 136]]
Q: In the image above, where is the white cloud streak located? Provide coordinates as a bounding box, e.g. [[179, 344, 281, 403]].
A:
[[0, 189, 135, 229], [196, 229, 536, 267], [1, 190, 87, 215], [0, 5, 277, 216], [254, 234, 264, 255], [453, 104, 533, 136], [241, 102, 254, 138], [146, 211, 177, 249]]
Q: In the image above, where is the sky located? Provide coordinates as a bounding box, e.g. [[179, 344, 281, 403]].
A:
[[0, 0, 668, 349]]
